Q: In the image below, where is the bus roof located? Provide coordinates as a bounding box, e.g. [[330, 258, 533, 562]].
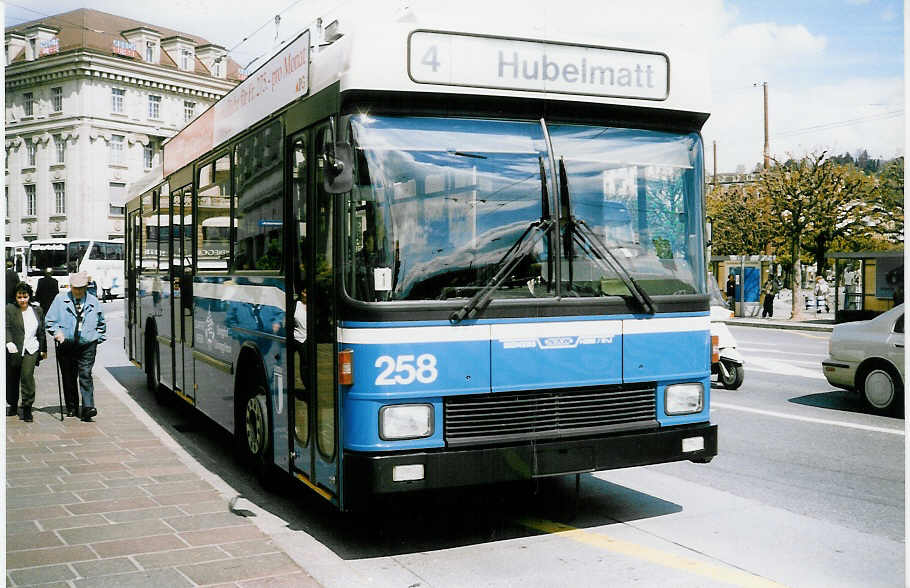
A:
[[163, 0, 711, 177]]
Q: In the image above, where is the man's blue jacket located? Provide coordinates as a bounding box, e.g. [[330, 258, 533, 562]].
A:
[[45, 291, 107, 345]]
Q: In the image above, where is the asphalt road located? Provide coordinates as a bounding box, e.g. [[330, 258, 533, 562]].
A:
[[98, 305, 905, 587]]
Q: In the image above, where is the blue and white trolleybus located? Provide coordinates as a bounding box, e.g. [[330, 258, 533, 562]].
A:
[[125, 5, 717, 510]]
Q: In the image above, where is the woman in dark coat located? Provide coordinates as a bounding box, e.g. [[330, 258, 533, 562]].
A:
[[6, 282, 48, 422]]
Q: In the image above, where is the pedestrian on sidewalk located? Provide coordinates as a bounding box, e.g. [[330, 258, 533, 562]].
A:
[[6, 260, 19, 304], [761, 278, 777, 318], [45, 271, 106, 421], [726, 273, 736, 311], [813, 276, 830, 313], [35, 268, 59, 315], [6, 282, 47, 422]]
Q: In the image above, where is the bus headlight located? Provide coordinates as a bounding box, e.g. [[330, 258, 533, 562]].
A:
[[379, 404, 433, 440], [664, 383, 704, 415]]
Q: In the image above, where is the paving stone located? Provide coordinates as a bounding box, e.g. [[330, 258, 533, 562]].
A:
[[66, 496, 159, 515], [128, 465, 193, 477], [6, 520, 41, 535], [164, 511, 251, 533], [134, 546, 229, 569], [48, 480, 107, 493], [102, 470, 142, 480], [58, 519, 172, 544], [152, 490, 223, 506], [91, 533, 188, 558], [7, 505, 69, 522], [6, 545, 96, 569], [39, 514, 109, 531], [8, 563, 76, 585], [72, 557, 139, 578], [7, 483, 53, 496], [64, 462, 127, 475], [179, 525, 265, 546], [71, 567, 193, 588], [219, 539, 282, 557], [147, 473, 199, 484], [7, 491, 80, 509], [7, 473, 58, 487], [6, 530, 64, 551], [178, 500, 226, 515], [103, 476, 153, 488], [119, 439, 166, 449], [178, 552, 301, 585], [144, 480, 213, 496], [103, 505, 183, 523], [75, 485, 150, 502]]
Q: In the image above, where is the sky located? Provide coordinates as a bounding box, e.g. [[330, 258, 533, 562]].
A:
[[5, 0, 905, 173]]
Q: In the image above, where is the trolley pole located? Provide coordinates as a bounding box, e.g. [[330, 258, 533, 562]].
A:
[[760, 82, 769, 169]]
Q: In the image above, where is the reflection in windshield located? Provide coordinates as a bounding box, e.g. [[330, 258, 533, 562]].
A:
[[343, 116, 704, 303]]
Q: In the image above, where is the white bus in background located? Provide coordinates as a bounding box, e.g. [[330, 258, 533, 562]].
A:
[[27, 238, 125, 298], [5, 240, 29, 281]]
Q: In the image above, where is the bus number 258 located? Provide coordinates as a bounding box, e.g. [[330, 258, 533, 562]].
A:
[[375, 354, 438, 385]]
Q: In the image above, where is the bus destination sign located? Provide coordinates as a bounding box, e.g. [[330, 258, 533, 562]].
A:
[[408, 31, 668, 101]]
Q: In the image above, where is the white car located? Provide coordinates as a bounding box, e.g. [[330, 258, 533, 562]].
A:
[[822, 304, 905, 416]]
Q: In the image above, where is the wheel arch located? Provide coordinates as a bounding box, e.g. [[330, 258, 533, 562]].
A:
[[854, 356, 903, 391]]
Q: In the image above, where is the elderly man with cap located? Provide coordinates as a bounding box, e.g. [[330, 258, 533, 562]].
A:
[[45, 271, 107, 421]]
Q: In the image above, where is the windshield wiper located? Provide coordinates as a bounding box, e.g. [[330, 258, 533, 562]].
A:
[[449, 156, 554, 324], [558, 158, 655, 314]]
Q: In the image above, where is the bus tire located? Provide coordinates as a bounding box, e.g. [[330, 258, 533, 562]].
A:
[[240, 379, 274, 484], [145, 334, 168, 405]]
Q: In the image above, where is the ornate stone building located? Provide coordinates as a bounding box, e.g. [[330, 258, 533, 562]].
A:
[[5, 9, 241, 242]]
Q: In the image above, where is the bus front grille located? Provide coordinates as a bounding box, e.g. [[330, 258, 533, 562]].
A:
[[443, 383, 658, 446]]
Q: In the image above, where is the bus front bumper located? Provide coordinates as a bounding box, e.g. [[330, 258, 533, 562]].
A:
[[344, 422, 717, 496]]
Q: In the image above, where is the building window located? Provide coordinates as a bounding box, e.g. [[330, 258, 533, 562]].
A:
[[24, 185, 36, 216], [28, 38, 36, 60], [53, 182, 66, 214], [51, 86, 63, 112], [5, 187, 9, 218], [181, 49, 192, 71], [110, 134, 125, 165], [184, 101, 196, 123], [109, 182, 126, 216], [148, 94, 161, 119], [146, 41, 155, 62], [143, 143, 154, 169], [112, 88, 125, 113], [54, 134, 65, 164], [24, 92, 34, 116], [26, 140, 36, 167]]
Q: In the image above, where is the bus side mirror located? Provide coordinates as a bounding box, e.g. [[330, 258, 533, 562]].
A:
[[323, 142, 353, 194]]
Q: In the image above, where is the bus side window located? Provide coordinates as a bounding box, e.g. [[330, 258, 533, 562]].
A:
[[232, 120, 283, 272]]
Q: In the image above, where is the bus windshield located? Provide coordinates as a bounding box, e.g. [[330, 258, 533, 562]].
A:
[[344, 115, 704, 303]]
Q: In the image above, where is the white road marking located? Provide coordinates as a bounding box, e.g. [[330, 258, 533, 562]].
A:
[[712, 402, 904, 436], [744, 356, 828, 381]]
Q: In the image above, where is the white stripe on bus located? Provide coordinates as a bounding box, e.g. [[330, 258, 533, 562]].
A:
[[193, 281, 286, 308]]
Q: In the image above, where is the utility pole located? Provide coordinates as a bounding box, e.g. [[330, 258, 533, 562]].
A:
[[713, 140, 717, 187], [757, 81, 770, 169]]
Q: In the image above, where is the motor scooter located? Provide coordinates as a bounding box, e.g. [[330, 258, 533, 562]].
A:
[[708, 277, 744, 389]]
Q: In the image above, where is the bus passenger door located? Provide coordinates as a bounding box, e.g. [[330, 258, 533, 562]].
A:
[[126, 210, 140, 361], [287, 124, 340, 501], [174, 185, 195, 402]]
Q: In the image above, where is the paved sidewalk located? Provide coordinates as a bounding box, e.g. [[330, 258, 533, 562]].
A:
[[5, 344, 321, 588], [723, 291, 836, 332]]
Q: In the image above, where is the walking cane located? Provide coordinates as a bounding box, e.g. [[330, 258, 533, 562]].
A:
[[53, 340, 64, 422]]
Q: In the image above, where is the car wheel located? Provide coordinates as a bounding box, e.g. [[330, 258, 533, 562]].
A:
[[720, 363, 745, 390], [860, 364, 903, 417]]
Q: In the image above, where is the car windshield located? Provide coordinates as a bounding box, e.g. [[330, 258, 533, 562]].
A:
[[343, 115, 705, 303]]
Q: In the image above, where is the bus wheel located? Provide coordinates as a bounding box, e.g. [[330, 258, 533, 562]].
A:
[[145, 337, 168, 405], [242, 384, 273, 481]]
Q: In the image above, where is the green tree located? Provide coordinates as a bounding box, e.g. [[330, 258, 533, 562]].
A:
[[758, 152, 833, 319], [802, 163, 876, 278], [873, 157, 904, 242], [706, 183, 773, 256]]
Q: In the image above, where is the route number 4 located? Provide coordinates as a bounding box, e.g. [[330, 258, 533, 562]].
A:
[[422, 45, 441, 72], [375, 354, 439, 385]]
